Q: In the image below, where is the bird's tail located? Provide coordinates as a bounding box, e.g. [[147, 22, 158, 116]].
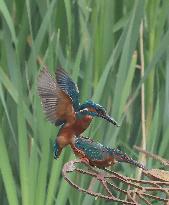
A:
[[109, 148, 147, 170]]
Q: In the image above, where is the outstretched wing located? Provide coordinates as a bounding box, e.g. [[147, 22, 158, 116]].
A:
[[37, 67, 76, 126], [56, 67, 80, 111]]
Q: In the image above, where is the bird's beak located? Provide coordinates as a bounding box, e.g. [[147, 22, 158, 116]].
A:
[[98, 113, 120, 127]]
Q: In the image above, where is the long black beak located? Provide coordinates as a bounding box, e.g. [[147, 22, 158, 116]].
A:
[[99, 113, 120, 127]]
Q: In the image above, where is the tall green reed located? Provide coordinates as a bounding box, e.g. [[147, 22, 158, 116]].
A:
[[0, 0, 169, 205]]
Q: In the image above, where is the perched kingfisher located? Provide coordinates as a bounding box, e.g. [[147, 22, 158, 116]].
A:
[[37, 67, 119, 159], [70, 136, 146, 170]]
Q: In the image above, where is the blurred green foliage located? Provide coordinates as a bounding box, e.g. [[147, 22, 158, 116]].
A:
[[0, 0, 169, 204]]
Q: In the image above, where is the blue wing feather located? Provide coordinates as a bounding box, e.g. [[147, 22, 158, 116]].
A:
[[74, 137, 108, 161], [56, 68, 80, 111]]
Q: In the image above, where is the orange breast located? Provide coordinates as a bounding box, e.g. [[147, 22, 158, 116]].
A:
[[57, 115, 93, 148], [73, 115, 93, 135], [89, 157, 117, 168], [57, 125, 74, 146]]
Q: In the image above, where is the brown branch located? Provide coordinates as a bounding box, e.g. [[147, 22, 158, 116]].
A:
[[136, 193, 152, 205], [62, 159, 169, 204]]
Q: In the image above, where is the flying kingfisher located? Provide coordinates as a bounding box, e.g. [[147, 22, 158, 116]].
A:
[[70, 136, 146, 170], [37, 67, 119, 159]]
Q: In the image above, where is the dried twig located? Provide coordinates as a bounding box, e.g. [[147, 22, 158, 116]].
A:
[[62, 159, 169, 204], [139, 20, 146, 178]]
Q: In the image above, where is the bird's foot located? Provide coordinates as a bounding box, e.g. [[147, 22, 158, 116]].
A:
[[81, 157, 89, 164]]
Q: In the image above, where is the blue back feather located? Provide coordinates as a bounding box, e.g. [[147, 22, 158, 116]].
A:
[[75, 137, 110, 161]]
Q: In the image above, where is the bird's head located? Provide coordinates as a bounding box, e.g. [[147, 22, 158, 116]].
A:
[[80, 99, 120, 127]]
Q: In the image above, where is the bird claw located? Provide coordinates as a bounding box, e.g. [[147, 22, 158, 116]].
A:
[[81, 157, 89, 164]]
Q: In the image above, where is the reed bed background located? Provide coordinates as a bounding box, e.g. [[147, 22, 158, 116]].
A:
[[0, 0, 169, 204]]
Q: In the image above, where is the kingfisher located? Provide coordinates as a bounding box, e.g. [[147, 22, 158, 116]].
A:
[[37, 67, 119, 159], [70, 136, 146, 170]]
